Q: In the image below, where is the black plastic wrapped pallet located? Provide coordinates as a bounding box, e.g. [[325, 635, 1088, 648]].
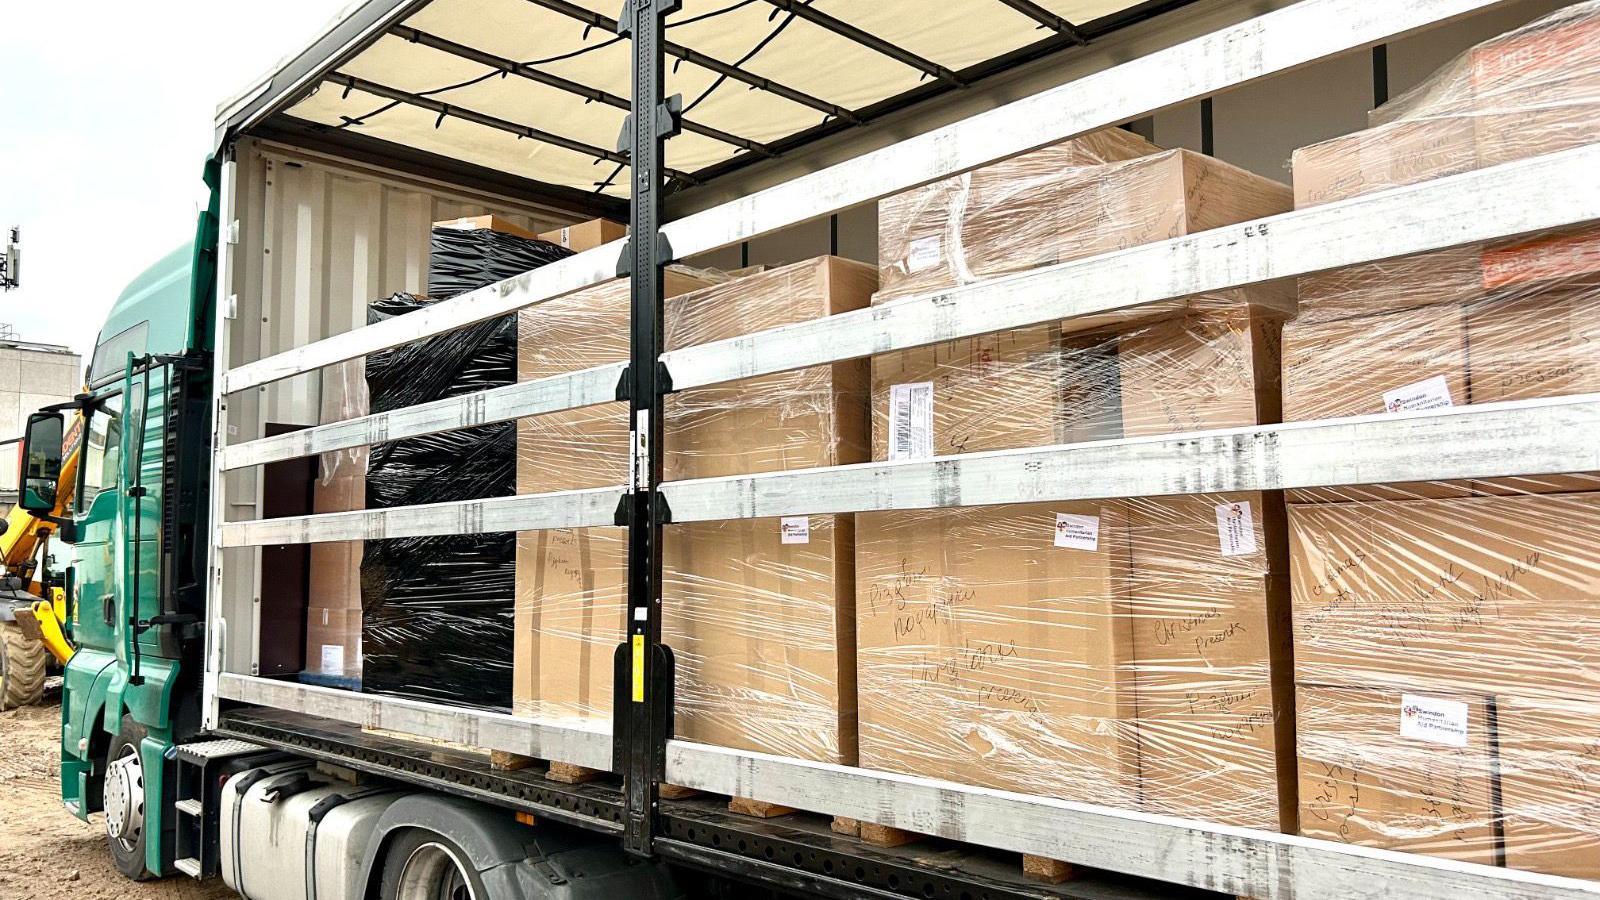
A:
[[360, 230, 572, 708], [427, 225, 573, 299]]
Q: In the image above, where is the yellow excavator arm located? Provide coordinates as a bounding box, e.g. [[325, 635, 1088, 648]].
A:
[[1, 406, 86, 666]]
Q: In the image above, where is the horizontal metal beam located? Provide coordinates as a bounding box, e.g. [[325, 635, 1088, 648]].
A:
[[218, 484, 625, 547], [223, 143, 1593, 470], [388, 24, 773, 157], [215, 674, 615, 773], [657, 0, 1515, 260], [220, 361, 625, 470], [524, 0, 861, 125], [220, 241, 624, 394], [660, 395, 1600, 522], [327, 73, 696, 184], [221, 0, 1510, 397], [663, 143, 1600, 391], [665, 742, 1600, 900], [759, 0, 964, 85], [991, 0, 1088, 43]]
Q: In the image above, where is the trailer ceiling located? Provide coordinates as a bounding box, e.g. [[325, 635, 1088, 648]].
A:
[[219, 0, 1192, 204]]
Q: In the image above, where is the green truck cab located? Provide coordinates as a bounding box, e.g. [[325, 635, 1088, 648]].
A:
[[20, 172, 218, 879]]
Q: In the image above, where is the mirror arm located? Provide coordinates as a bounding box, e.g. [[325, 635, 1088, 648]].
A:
[[36, 516, 75, 544], [40, 392, 103, 415]]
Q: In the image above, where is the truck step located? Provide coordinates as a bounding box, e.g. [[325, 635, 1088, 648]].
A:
[[175, 738, 265, 763], [175, 798, 203, 817], [174, 857, 202, 878]]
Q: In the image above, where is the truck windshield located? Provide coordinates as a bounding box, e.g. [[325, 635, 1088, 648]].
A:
[[76, 393, 122, 516]]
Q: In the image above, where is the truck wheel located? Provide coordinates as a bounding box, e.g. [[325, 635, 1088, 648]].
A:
[[0, 621, 47, 710], [379, 828, 489, 900], [104, 716, 154, 881]]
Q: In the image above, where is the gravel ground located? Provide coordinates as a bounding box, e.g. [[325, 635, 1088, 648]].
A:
[[0, 703, 235, 900]]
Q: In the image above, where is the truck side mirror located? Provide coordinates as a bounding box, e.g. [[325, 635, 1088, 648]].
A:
[[19, 411, 64, 514]]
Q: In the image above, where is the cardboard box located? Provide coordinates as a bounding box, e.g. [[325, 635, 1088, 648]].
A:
[[1288, 492, 1600, 702], [1466, 287, 1600, 405], [519, 258, 873, 492], [1291, 117, 1478, 209], [538, 218, 627, 252], [1281, 302, 1468, 422], [306, 358, 367, 676], [1296, 683, 1498, 863], [433, 214, 541, 242], [1292, 7, 1600, 207], [662, 516, 857, 762], [1116, 303, 1284, 438], [516, 269, 718, 494], [870, 326, 1061, 460], [872, 294, 1290, 458], [1123, 492, 1295, 830], [514, 257, 873, 763], [1467, 9, 1600, 169], [877, 133, 1291, 319], [876, 128, 1161, 303], [855, 501, 1141, 809], [1294, 246, 1483, 324], [1499, 696, 1600, 879], [304, 606, 362, 680], [519, 517, 858, 763]]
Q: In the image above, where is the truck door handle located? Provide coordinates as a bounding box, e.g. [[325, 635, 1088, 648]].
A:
[[101, 594, 114, 627]]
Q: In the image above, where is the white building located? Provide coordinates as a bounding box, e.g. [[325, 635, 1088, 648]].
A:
[[0, 338, 83, 504]]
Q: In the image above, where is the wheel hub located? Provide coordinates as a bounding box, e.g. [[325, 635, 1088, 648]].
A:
[[104, 748, 144, 845], [397, 841, 476, 900]]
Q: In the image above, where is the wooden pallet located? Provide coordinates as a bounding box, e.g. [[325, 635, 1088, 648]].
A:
[[832, 817, 1077, 884], [489, 751, 609, 784]]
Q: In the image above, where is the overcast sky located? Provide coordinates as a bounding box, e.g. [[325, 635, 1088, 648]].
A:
[[0, 0, 351, 369]]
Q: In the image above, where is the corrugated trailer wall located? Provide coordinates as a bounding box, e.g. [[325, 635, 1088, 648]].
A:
[[218, 138, 573, 676]]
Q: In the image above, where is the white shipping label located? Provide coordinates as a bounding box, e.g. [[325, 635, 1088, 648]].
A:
[[1054, 513, 1100, 551], [888, 382, 934, 461], [1399, 693, 1469, 748], [320, 644, 345, 676], [1214, 501, 1258, 557], [907, 236, 942, 273], [1382, 375, 1455, 413], [780, 516, 811, 545]]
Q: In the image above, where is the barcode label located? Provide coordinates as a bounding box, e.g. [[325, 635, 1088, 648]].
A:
[[1054, 513, 1100, 551], [1215, 501, 1258, 557], [1382, 375, 1454, 413], [907, 236, 942, 273], [888, 382, 934, 461], [320, 644, 345, 675], [780, 517, 810, 544]]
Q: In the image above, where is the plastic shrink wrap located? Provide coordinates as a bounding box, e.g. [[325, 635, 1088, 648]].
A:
[[514, 257, 873, 764], [860, 128, 1299, 829], [303, 219, 571, 706], [1284, 4, 1600, 876]]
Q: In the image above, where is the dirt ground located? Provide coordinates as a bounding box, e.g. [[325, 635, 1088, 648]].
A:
[[0, 702, 235, 900]]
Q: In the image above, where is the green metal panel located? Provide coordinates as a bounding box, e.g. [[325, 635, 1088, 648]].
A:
[[55, 158, 221, 874]]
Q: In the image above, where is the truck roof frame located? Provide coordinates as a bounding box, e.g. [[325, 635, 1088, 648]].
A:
[[215, 0, 1193, 202]]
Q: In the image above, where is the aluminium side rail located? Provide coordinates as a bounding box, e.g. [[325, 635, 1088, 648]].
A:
[[217, 142, 1600, 480], [203, 1, 1600, 897]]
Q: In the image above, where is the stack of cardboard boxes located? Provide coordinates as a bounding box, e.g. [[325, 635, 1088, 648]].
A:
[[1284, 3, 1600, 876], [858, 130, 1299, 829], [514, 254, 873, 764]]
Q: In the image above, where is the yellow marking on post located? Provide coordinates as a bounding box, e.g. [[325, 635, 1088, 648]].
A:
[[631, 634, 645, 703]]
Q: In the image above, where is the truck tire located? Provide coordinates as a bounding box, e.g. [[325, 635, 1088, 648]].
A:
[[378, 828, 491, 900], [104, 716, 154, 881], [0, 621, 46, 710]]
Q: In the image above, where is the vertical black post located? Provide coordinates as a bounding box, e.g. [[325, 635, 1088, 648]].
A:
[[614, 0, 681, 858], [1372, 44, 1390, 108]]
